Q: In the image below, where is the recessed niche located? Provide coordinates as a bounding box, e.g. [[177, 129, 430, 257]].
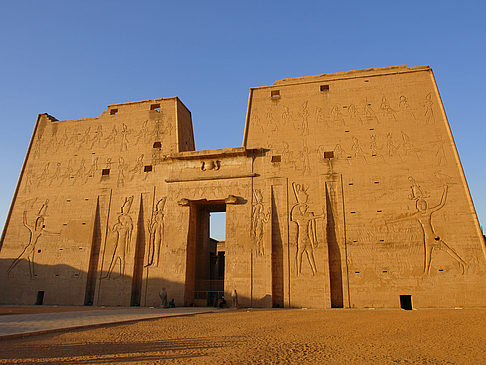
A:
[[153, 141, 162, 149], [323, 151, 334, 159], [110, 109, 118, 115], [320, 84, 330, 92], [271, 90, 280, 98], [271, 155, 281, 163], [102, 169, 110, 176], [144, 165, 153, 172]]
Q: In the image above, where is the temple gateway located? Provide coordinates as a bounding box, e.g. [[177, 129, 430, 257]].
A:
[[1, 65, 485, 309]]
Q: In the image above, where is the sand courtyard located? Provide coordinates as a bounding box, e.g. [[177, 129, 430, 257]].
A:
[[0, 307, 485, 364]]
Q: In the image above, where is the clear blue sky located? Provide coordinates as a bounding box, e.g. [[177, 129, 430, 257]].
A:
[[1, 1, 485, 239]]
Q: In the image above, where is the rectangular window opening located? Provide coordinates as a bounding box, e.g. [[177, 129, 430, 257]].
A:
[[323, 151, 334, 159], [110, 109, 118, 115], [400, 295, 412, 310], [102, 169, 110, 176], [320, 84, 330, 92], [153, 141, 162, 149], [150, 104, 161, 112], [144, 165, 153, 172], [271, 90, 280, 98], [271, 155, 281, 163]]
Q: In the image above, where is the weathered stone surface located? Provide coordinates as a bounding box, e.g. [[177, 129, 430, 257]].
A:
[[1, 65, 485, 309]]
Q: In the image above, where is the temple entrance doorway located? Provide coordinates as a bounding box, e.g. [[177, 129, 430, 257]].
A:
[[184, 200, 226, 306]]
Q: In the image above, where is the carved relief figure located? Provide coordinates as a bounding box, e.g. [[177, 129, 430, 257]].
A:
[[78, 127, 91, 147], [129, 154, 144, 180], [104, 125, 118, 148], [105, 196, 134, 278], [386, 133, 400, 158], [408, 176, 428, 200], [424, 93, 435, 124], [330, 104, 345, 126], [146, 197, 167, 267], [120, 123, 130, 152], [282, 106, 291, 125], [399, 95, 415, 119], [389, 185, 466, 274], [301, 101, 309, 135], [7, 200, 59, 278], [251, 189, 269, 256], [290, 183, 324, 276], [351, 137, 366, 162], [90, 125, 103, 148], [48, 162, 62, 186], [134, 120, 148, 144], [380, 96, 397, 121], [117, 157, 127, 187]]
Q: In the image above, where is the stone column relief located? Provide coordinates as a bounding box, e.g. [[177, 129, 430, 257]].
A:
[[251, 189, 269, 256], [388, 180, 466, 274], [145, 197, 167, 267], [290, 183, 325, 276], [104, 196, 134, 278]]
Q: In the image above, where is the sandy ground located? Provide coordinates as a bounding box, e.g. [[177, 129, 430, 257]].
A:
[[0, 308, 485, 364]]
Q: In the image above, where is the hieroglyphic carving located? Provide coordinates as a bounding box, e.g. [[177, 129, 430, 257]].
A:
[[388, 184, 466, 274], [290, 183, 324, 276], [105, 196, 134, 278], [251, 189, 269, 256], [7, 200, 59, 278], [146, 197, 166, 267]]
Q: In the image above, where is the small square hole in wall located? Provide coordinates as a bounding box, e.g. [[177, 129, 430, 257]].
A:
[[102, 168, 110, 176], [150, 104, 160, 112], [271, 90, 280, 98], [323, 151, 334, 159], [320, 84, 330, 92], [110, 109, 118, 115], [153, 141, 162, 149], [144, 165, 153, 172], [271, 155, 281, 163]]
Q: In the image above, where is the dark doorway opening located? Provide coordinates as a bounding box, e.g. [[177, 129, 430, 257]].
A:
[[35, 291, 44, 305], [185, 201, 226, 306], [400, 295, 413, 310]]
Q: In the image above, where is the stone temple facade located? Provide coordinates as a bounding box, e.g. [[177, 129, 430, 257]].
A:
[[1, 65, 485, 309]]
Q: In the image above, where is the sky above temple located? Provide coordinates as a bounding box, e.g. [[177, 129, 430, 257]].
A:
[[0, 1, 485, 239]]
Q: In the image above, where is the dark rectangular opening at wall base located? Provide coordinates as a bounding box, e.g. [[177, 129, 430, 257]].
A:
[[35, 291, 44, 305], [400, 295, 412, 310]]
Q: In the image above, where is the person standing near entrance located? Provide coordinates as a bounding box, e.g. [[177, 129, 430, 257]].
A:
[[159, 287, 168, 308], [231, 289, 239, 309]]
